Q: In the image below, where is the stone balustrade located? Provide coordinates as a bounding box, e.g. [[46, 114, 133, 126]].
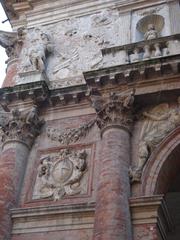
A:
[[102, 34, 180, 65]]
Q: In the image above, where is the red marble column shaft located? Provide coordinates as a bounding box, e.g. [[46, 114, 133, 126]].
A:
[[0, 142, 29, 239], [93, 127, 132, 240], [2, 59, 18, 88]]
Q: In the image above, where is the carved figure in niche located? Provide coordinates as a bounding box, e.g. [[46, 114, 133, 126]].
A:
[[23, 28, 53, 72], [33, 149, 88, 201], [144, 24, 158, 40], [130, 101, 180, 183]]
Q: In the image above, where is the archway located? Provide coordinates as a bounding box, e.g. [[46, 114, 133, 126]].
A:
[[140, 127, 180, 239]]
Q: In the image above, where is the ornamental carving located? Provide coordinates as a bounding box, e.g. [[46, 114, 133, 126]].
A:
[[0, 106, 44, 147], [130, 99, 180, 183], [33, 149, 88, 201], [21, 28, 53, 73], [47, 90, 135, 145], [91, 90, 135, 131], [0, 27, 26, 61]]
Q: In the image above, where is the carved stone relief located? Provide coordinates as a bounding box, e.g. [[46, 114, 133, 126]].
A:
[[10, 9, 131, 87], [19, 28, 53, 73], [0, 106, 44, 147], [47, 90, 135, 145], [0, 27, 26, 62], [130, 99, 180, 183], [132, 4, 170, 42], [33, 148, 88, 200]]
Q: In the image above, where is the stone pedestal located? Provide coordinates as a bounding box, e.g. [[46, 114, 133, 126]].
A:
[[91, 91, 134, 240], [17, 70, 48, 85]]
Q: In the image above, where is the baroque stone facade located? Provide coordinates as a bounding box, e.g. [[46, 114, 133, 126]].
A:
[[0, 0, 180, 239]]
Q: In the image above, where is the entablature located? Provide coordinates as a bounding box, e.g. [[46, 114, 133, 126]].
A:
[[1, 0, 177, 29]]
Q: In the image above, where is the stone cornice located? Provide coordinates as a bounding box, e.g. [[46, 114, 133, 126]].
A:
[[0, 81, 89, 110], [84, 54, 180, 89], [11, 202, 95, 234], [2, 0, 176, 28], [130, 195, 174, 239]]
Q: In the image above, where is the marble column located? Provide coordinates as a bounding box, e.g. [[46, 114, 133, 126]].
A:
[[0, 106, 43, 239], [92, 92, 134, 240]]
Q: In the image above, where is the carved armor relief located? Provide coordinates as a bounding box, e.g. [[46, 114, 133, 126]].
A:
[[33, 147, 91, 201], [15, 9, 130, 87]]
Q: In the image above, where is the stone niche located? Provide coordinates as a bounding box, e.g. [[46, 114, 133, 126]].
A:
[[131, 4, 171, 42], [32, 146, 92, 202]]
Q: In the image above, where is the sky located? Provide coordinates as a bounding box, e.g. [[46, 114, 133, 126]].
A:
[[0, 3, 12, 86]]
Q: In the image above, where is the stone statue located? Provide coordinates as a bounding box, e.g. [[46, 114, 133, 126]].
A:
[[144, 24, 158, 40], [130, 101, 180, 182], [23, 28, 53, 72]]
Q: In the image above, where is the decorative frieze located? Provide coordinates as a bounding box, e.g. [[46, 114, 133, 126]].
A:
[[33, 148, 88, 201], [0, 106, 44, 148]]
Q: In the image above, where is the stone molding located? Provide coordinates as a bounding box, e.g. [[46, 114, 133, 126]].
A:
[[2, 0, 176, 28], [130, 195, 174, 239], [11, 202, 95, 234], [0, 106, 44, 148]]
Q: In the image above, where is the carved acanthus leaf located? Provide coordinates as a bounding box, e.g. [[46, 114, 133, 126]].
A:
[[0, 106, 44, 147], [91, 90, 135, 131], [47, 90, 135, 145]]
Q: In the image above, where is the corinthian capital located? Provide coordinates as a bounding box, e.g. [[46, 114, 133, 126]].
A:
[[0, 106, 44, 148], [91, 89, 135, 132]]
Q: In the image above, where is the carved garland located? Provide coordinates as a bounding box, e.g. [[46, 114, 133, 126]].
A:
[[47, 90, 135, 144]]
